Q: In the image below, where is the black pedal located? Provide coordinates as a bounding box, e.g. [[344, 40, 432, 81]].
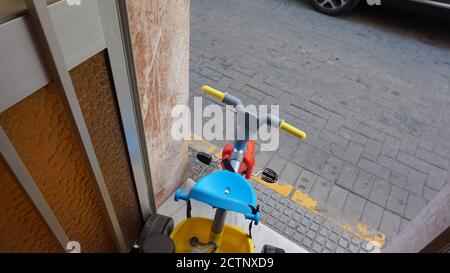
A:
[[197, 152, 212, 165], [261, 168, 278, 184]]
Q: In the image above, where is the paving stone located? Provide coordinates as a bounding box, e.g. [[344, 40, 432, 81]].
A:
[[389, 172, 408, 188], [292, 142, 314, 166], [356, 123, 385, 142], [288, 201, 298, 210], [397, 151, 431, 174], [322, 156, 344, 183], [306, 230, 316, 240], [278, 136, 300, 160], [275, 203, 284, 212], [264, 216, 275, 226], [199, 67, 223, 82], [329, 143, 345, 159], [292, 212, 302, 222], [338, 238, 349, 248], [304, 148, 330, 175], [241, 84, 267, 99], [279, 198, 288, 205], [301, 218, 311, 227], [267, 155, 288, 177], [386, 186, 408, 216], [378, 155, 410, 177], [426, 165, 448, 191], [297, 225, 307, 234], [353, 170, 376, 199], [418, 138, 436, 152], [358, 157, 390, 180], [336, 247, 348, 253], [284, 228, 295, 238], [381, 136, 400, 158], [351, 237, 362, 246], [423, 186, 439, 201], [313, 215, 323, 224], [325, 113, 344, 132], [320, 130, 349, 149], [404, 193, 427, 221], [310, 177, 333, 202], [293, 233, 303, 243], [302, 238, 313, 249], [379, 210, 402, 237], [343, 193, 366, 219], [406, 169, 427, 196], [288, 220, 298, 229], [416, 148, 449, 170], [325, 240, 337, 251], [279, 214, 289, 224], [400, 136, 419, 155], [295, 169, 318, 194], [326, 185, 349, 211], [296, 206, 307, 216], [280, 161, 302, 185], [329, 232, 339, 242], [336, 163, 358, 190], [341, 232, 352, 240], [275, 222, 285, 232], [311, 242, 323, 253], [339, 127, 368, 146], [369, 179, 392, 207], [361, 202, 384, 229], [343, 142, 364, 165], [310, 223, 320, 232], [362, 139, 383, 161], [319, 227, 329, 237], [305, 211, 315, 220], [288, 104, 314, 122]]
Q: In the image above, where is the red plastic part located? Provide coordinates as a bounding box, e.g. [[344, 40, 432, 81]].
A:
[[221, 141, 256, 179]]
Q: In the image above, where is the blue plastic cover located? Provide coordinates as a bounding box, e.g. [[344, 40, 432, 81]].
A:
[[175, 170, 258, 221]]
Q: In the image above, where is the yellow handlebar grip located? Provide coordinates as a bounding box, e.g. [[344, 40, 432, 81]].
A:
[[280, 120, 307, 140], [202, 85, 226, 102]]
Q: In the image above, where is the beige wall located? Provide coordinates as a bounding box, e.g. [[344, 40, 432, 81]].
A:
[[127, 0, 190, 207]]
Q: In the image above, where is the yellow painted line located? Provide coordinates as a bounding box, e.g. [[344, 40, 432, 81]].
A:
[[204, 145, 218, 154], [355, 224, 386, 249], [290, 189, 386, 248], [291, 189, 319, 214], [252, 175, 293, 197]]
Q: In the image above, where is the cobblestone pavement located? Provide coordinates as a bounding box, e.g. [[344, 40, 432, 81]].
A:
[[189, 0, 450, 241]]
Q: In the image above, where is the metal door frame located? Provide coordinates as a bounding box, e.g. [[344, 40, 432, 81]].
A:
[[0, 0, 156, 252]]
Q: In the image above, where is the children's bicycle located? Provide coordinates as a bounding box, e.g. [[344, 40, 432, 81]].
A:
[[136, 85, 306, 253]]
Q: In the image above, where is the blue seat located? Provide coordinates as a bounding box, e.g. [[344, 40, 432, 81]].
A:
[[175, 170, 259, 223]]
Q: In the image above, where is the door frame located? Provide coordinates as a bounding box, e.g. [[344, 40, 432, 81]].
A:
[[0, 0, 156, 252]]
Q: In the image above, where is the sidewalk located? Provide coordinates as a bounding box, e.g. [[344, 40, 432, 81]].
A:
[[190, 0, 450, 242]]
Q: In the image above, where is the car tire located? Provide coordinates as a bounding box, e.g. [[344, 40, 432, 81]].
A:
[[309, 0, 360, 16]]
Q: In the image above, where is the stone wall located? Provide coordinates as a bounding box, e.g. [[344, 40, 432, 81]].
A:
[[127, 0, 190, 207]]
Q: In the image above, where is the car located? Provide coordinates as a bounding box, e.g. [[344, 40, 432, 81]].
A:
[[309, 0, 450, 16]]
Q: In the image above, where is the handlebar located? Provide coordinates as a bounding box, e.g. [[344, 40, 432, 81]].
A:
[[202, 85, 307, 140], [280, 120, 307, 140], [202, 85, 226, 102]]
